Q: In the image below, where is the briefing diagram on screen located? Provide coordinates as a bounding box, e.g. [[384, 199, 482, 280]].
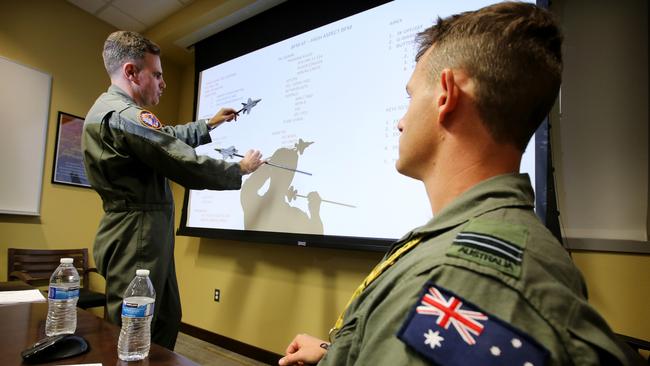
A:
[[185, 0, 536, 242]]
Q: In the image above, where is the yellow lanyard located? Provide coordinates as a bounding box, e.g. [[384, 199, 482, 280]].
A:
[[329, 236, 423, 340]]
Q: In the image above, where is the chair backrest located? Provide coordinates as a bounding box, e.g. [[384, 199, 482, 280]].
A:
[[7, 248, 92, 289]]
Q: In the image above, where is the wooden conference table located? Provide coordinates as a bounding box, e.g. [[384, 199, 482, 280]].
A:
[[0, 282, 197, 366]]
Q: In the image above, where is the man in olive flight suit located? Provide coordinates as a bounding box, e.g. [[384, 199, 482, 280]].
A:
[[279, 3, 642, 365], [82, 31, 263, 350]]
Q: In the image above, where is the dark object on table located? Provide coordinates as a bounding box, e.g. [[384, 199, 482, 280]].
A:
[[21, 334, 89, 363]]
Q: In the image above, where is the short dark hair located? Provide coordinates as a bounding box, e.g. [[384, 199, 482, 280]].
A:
[[102, 31, 161, 76], [416, 2, 563, 151]]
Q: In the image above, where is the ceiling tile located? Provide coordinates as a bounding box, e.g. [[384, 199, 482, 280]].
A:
[[67, 0, 108, 14], [98, 5, 147, 32], [112, 0, 183, 27]]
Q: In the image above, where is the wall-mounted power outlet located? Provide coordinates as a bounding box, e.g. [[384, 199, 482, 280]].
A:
[[214, 289, 220, 302]]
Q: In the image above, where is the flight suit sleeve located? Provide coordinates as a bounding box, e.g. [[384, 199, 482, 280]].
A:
[[112, 113, 242, 190], [320, 268, 434, 366], [420, 263, 636, 365], [323, 262, 635, 366], [159, 119, 211, 148]]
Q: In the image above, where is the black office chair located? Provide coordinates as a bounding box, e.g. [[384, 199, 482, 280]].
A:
[[7, 248, 106, 310]]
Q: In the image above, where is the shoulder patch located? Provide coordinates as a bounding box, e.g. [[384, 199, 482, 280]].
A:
[[447, 219, 527, 278], [138, 110, 163, 130], [397, 283, 548, 366]]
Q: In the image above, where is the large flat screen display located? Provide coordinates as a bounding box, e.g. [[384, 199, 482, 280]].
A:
[[179, 0, 543, 251]]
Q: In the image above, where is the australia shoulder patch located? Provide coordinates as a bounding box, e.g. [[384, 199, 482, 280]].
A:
[[397, 283, 548, 366], [138, 110, 163, 130], [447, 219, 528, 279]]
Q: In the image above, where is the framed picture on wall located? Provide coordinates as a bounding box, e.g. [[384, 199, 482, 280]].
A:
[[51, 111, 91, 188]]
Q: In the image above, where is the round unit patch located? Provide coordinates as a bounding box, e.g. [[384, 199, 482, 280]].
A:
[[138, 110, 162, 129]]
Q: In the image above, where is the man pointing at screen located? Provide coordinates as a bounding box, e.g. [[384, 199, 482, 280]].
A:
[[280, 2, 639, 365], [82, 30, 263, 350]]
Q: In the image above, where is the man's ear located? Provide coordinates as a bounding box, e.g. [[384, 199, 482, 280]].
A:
[[437, 68, 458, 125], [123, 62, 139, 84]]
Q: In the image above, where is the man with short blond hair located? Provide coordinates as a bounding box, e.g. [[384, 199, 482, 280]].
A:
[[280, 3, 640, 365]]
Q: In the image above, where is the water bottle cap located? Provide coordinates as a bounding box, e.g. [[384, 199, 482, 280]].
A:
[[136, 269, 150, 276], [60, 258, 74, 264]]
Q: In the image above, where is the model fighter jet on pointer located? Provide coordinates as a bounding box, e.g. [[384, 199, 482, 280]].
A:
[[215, 146, 313, 176], [216, 97, 312, 175], [236, 98, 261, 115]]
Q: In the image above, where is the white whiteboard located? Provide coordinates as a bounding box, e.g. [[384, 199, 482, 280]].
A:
[[0, 56, 51, 215]]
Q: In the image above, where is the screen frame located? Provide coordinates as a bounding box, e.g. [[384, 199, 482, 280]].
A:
[[177, 0, 552, 252]]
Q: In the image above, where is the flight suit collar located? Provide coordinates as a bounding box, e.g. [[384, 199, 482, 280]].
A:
[[107, 84, 138, 107], [397, 173, 535, 245]]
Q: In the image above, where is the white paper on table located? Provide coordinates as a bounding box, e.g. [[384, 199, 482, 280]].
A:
[[0, 289, 46, 304]]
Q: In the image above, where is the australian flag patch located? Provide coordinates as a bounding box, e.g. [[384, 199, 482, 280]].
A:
[[397, 283, 548, 366]]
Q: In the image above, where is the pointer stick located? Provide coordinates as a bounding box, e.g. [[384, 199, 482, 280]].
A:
[[265, 161, 313, 176], [215, 148, 313, 176], [294, 193, 356, 208]]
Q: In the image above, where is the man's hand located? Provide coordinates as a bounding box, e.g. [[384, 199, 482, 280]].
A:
[[239, 149, 264, 174], [278, 334, 329, 366], [207, 107, 238, 129]]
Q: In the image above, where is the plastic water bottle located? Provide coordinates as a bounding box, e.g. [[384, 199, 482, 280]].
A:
[[118, 269, 156, 361], [45, 258, 80, 336]]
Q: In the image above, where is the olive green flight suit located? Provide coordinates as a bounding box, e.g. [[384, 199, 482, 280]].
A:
[[322, 174, 641, 365], [82, 85, 243, 350]]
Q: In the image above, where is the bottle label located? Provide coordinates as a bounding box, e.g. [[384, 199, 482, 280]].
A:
[[121, 300, 155, 318], [48, 286, 80, 300]]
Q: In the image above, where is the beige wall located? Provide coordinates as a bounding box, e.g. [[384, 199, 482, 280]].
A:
[[571, 252, 650, 339], [0, 0, 184, 314], [0, 0, 114, 285], [0, 0, 647, 356]]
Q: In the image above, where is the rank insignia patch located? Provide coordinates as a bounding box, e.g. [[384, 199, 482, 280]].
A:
[[138, 110, 162, 129], [397, 283, 548, 366], [447, 219, 527, 278]]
